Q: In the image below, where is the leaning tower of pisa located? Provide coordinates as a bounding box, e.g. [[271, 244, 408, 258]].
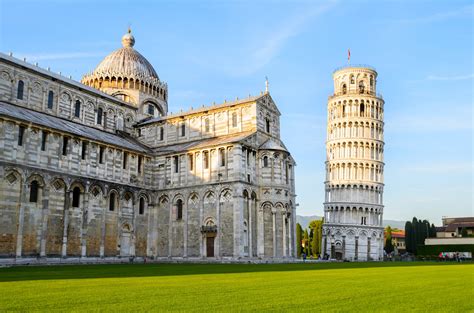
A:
[[321, 65, 385, 261]]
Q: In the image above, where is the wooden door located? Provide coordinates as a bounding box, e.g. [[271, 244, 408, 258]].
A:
[[206, 236, 214, 257]]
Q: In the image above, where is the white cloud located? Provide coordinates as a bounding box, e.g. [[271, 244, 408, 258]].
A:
[[16, 52, 105, 62], [394, 4, 473, 24], [386, 113, 473, 132], [191, 1, 337, 77], [427, 74, 474, 81], [401, 162, 473, 174]]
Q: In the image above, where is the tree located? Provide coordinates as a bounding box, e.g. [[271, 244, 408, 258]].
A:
[[405, 217, 434, 255], [461, 227, 468, 237], [429, 223, 437, 238], [384, 226, 394, 254], [309, 219, 323, 257], [296, 223, 303, 257], [405, 221, 413, 253], [303, 229, 309, 256]]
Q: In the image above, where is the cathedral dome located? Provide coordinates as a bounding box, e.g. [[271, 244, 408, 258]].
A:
[[91, 29, 159, 81], [81, 29, 168, 108]]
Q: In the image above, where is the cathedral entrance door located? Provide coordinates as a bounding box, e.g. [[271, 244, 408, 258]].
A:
[[206, 236, 215, 257], [120, 232, 131, 256]]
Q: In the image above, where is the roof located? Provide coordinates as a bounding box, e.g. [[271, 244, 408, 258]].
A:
[[137, 94, 266, 126], [87, 30, 159, 82], [154, 131, 255, 156], [443, 217, 474, 224], [0, 101, 150, 153], [445, 222, 474, 232], [0, 53, 136, 110], [259, 139, 288, 152]]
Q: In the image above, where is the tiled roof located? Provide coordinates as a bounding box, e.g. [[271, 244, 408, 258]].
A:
[[259, 139, 288, 152], [154, 131, 255, 155], [137, 94, 266, 126], [445, 223, 474, 232], [0, 101, 150, 153]]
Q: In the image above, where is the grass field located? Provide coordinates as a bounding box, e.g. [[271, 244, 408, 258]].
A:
[[0, 262, 472, 312]]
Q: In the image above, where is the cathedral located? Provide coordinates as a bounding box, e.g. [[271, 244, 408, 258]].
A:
[[0, 30, 296, 263]]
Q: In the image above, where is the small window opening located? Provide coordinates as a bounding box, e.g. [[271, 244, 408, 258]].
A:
[[29, 180, 39, 203], [72, 187, 81, 208]]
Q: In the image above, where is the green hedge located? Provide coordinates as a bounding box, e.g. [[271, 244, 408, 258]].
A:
[[417, 244, 474, 256]]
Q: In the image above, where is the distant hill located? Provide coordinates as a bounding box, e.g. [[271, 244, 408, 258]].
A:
[[296, 215, 322, 230], [383, 220, 406, 230], [296, 215, 406, 230]]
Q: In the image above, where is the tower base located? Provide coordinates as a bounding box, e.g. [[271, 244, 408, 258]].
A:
[[322, 224, 384, 261]]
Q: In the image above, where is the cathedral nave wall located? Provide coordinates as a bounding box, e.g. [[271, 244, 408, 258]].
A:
[[0, 58, 138, 134]]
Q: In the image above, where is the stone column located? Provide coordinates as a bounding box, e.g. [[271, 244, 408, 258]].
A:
[[330, 235, 335, 259], [367, 237, 371, 261], [247, 196, 252, 257], [272, 208, 276, 258], [168, 199, 173, 258], [342, 235, 346, 260], [282, 212, 287, 257], [81, 187, 90, 258], [354, 236, 359, 261], [257, 206, 264, 257], [39, 185, 50, 257], [233, 192, 244, 258], [61, 189, 71, 258], [183, 199, 188, 258], [288, 215, 293, 257], [322, 234, 327, 258], [216, 196, 220, 258], [16, 182, 28, 258], [100, 195, 106, 258]]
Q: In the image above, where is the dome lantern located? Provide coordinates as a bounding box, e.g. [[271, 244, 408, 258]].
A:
[[122, 28, 135, 48]]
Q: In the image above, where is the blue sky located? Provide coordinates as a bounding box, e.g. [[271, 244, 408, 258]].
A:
[[1, 0, 472, 223]]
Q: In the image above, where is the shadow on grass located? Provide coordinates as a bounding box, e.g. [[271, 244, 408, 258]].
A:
[[0, 261, 469, 282]]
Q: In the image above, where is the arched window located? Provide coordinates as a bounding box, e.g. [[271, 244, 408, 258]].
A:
[[360, 103, 365, 116], [350, 75, 355, 84], [359, 81, 365, 94], [47, 91, 54, 109], [109, 192, 116, 211], [232, 112, 237, 127], [139, 197, 145, 215], [203, 151, 209, 169], [204, 118, 210, 132], [263, 156, 268, 167], [265, 118, 270, 133], [176, 199, 183, 220], [181, 123, 185, 137], [72, 187, 81, 208], [342, 84, 347, 94], [17, 80, 24, 100], [160, 127, 164, 140], [148, 104, 154, 115], [370, 76, 374, 87], [74, 100, 81, 118], [29, 180, 39, 203], [219, 148, 226, 166], [97, 108, 103, 125], [342, 105, 346, 117]]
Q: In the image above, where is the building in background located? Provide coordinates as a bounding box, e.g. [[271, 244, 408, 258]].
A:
[[321, 65, 385, 261], [425, 217, 474, 247], [385, 230, 405, 253], [0, 30, 296, 263]]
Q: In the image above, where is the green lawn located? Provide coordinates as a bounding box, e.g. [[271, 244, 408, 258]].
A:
[[0, 262, 472, 312]]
